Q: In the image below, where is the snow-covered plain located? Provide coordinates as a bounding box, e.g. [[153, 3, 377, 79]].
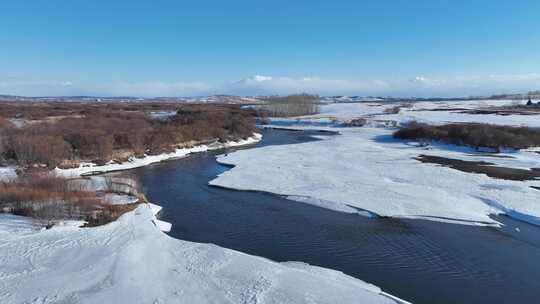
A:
[[55, 133, 262, 177], [211, 100, 540, 227], [0, 204, 407, 304], [379, 100, 540, 128], [285, 99, 540, 128]]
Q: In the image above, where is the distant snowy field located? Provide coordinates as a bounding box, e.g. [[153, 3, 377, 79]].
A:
[[378, 99, 540, 128], [211, 100, 540, 227], [296, 99, 540, 128], [0, 205, 405, 304]]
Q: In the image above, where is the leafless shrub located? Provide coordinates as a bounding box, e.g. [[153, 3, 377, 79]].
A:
[[0, 172, 142, 225], [84, 203, 139, 227], [0, 173, 96, 220], [383, 106, 401, 114], [9, 135, 71, 166], [394, 122, 540, 150], [259, 94, 320, 117], [1, 103, 257, 167], [345, 118, 367, 127]]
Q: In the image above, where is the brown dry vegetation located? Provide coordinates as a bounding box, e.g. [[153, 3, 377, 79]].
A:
[[0, 102, 257, 167], [344, 118, 367, 127], [394, 122, 540, 150], [415, 154, 540, 181], [258, 94, 320, 117], [0, 101, 178, 120], [0, 173, 141, 225], [0, 101, 256, 225], [460, 104, 540, 116]]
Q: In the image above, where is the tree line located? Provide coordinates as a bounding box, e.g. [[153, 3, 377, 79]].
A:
[[258, 94, 321, 117]]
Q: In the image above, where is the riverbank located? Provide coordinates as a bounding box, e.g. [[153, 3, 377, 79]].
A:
[[136, 127, 540, 304], [211, 101, 540, 227], [0, 195, 410, 304], [54, 133, 262, 177], [0, 133, 262, 232], [1, 130, 411, 303]]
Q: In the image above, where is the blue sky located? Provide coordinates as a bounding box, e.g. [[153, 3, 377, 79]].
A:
[[1, 0, 540, 97]]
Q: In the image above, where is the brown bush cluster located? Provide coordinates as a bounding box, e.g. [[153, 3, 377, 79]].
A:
[[1, 173, 98, 220], [258, 94, 320, 117], [0, 173, 141, 224], [394, 122, 540, 150], [0, 101, 179, 120], [0, 103, 256, 167]]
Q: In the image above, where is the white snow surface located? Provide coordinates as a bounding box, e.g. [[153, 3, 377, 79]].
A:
[[302, 99, 540, 128], [102, 193, 139, 205], [0, 204, 406, 304], [0, 167, 17, 181], [147, 202, 172, 232], [55, 134, 262, 177], [211, 102, 540, 226], [0, 213, 44, 234]]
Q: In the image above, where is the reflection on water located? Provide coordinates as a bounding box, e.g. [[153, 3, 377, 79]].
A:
[[135, 128, 540, 304]]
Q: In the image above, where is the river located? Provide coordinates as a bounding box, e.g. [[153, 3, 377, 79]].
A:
[[134, 128, 540, 304]]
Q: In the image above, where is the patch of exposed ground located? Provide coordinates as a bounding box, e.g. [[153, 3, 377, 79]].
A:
[[415, 154, 540, 181], [460, 107, 540, 116], [395, 123, 540, 150], [465, 153, 515, 158]]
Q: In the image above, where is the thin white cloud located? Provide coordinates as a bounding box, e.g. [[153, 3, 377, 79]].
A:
[[225, 75, 391, 96], [1, 74, 540, 97], [86, 81, 212, 97], [0, 80, 78, 96], [225, 74, 540, 97], [0, 79, 212, 97]]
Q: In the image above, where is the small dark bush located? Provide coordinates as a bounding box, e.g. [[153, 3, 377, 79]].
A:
[[345, 118, 367, 127], [394, 122, 540, 150], [383, 106, 401, 114]]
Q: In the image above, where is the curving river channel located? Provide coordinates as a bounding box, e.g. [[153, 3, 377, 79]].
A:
[[133, 128, 540, 304]]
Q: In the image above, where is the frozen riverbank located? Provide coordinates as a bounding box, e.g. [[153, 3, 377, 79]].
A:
[[55, 133, 262, 177], [1, 130, 411, 303], [136, 127, 540, 304], [211, 101, 540, 227], [0, 203, 408, 304], [212, 127, 540, 226]]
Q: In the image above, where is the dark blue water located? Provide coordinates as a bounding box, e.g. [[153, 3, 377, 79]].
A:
[[136, 128, 540, 304]]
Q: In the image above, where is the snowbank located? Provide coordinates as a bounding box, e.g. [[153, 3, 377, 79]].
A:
[[147, 202, 172, 232], [0, 204, 407, 304], [0, 213, 43, 235], [211, 127, 540, 226], [55, 133, 262, 177]]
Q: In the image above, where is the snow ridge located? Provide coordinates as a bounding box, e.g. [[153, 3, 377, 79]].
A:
[[0, 204, 408, 304]]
